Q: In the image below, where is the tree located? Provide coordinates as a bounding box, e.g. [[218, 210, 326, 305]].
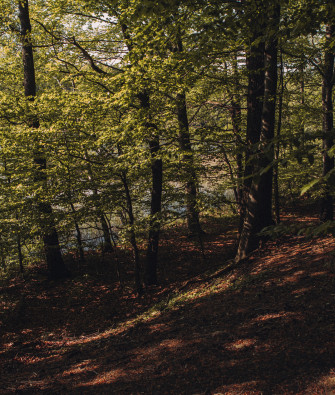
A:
[[320, 23, 335, 221], [236, 1, 280, 261], [18, 0, 69, 279]]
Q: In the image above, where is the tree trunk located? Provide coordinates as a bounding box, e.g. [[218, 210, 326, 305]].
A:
[[18, 0, 68, 280], [176, 92, 202, 235], [121, 172, 143, 295], [138, 92, 163, 286], [239, 32, 265, 234], [236, 4, 279, 261], [175, 36, 202, 236], [320, 24, 335, 222], [69, 202, 85, 263], [84, 153, 113, 253], [274, 48, 284, 224], [100, 213, 113, 253], [17, 234, 24, 274], [119, 22, 163, 286], [231, 53, 243, 208], [230, 100, 243, 206], [145, 135, 163, 286]]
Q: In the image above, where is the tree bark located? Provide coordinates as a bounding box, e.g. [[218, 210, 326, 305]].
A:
[[145, 135, 163, 286], [236, 4, 279, 261], [239, 31, 265, 234], [84, 152, 113, 253], [320, 24, 335, 222], [139, 92, 163, 286], [230, 53, 243, 209], [176, 92, 203, 235], [119, 22, 162, 286], [274, 48, 284, 224], [175, 36, 203, 236], [121, 172, 143, 295], [100, 213, 113, 253], [69, 202, 85, 263], [18, 0, 68, 279], [17, 234, 24, 274]]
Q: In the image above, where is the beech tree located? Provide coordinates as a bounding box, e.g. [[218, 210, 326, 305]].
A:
[[18, 0, 69, 279], [0, 0, 333, 288], [236, 1, 280, 261]]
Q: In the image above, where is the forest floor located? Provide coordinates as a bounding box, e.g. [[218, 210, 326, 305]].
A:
[[1, 208, 335, 394]]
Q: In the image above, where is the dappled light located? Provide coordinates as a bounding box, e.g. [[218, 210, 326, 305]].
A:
[[226, 338, 257, 351], [0, 0, 334, 392], [2, 212, 335, 393]]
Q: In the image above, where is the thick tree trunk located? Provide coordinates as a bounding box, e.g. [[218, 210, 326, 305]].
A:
[[239, 34, 265, 234], [320, 24, 335, 222], [18, 0, 68, 279], [236, 5, 279, 261]]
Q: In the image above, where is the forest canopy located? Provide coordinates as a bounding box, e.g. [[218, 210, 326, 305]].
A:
[[0, 0, 334, 290]]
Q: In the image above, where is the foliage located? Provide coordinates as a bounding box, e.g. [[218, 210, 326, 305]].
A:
[[0, 0, 333, 279]]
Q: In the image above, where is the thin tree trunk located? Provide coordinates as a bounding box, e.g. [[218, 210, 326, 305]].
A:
[[230, 54, 243, 209], [100, 213, 113, 253], [69, 202, 85, 263], [236, 4, 279, 261], [5, 160, 25, 273], [0, 239, 6, 272], [84, 153, 113, 253], [320, 24, 335, 222], [145, 135, 163, 286], [222, 148, 239, 210], [15, 211, 24, 274], [120, 24, 163, 286], [120, 172, 143, 295], [17, 234, 24, 274], [176, 92, 203, 235], [274, 48, 284, 224], [18, 0, 68, 279], [175, 35, 202, 236]]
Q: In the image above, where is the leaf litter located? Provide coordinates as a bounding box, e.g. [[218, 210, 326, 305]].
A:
[[1, 213, 335, 394]]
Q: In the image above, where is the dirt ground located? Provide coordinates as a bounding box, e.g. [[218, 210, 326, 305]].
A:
[[1, 213, 335, 394]]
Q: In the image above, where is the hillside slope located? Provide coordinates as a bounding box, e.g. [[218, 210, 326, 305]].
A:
[[1, 216, 335, 394]]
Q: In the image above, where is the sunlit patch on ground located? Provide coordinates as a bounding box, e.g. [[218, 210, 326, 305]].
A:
[[76, 368, 126, 386], [310, 271, 329, 277], [214, 380, 263, 394], [292, 286, 315, 295], [61, 360, 98, 377], [250, 311, 302, 323], [311, 369, 335, 393], [2, 213, 335, 393], [225, 338, 257, 351], [159, 338, 184, 349]]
